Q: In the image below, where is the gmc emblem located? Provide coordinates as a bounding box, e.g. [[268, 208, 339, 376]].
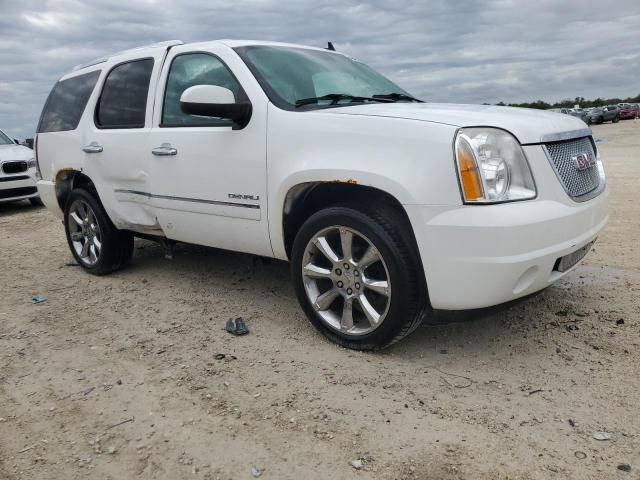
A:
[[572, 152, 596, 171]]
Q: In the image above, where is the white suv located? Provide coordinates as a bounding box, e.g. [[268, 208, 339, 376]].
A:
[[0, 129, 41, 205], [36, 40, 608, 349]]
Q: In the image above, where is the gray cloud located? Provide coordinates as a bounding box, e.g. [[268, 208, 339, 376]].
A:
[[0, 0, 639, 139]]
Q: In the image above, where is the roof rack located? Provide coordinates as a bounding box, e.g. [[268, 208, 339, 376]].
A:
[[73, 40, 183, 71]]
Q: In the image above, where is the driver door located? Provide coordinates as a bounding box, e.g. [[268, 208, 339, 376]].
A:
[[149, 45, 271, 257]]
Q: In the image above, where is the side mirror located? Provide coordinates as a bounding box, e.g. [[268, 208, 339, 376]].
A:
[[180, 85, 251, 128]]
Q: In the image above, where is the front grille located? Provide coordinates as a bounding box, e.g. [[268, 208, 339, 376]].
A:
[[2, 161, 28, 174], [544, 137, 600, 199], [0, 186, 37, 199]]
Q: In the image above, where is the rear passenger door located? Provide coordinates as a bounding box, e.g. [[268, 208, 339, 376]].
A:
[[148, 45, 271, 257], [83, 51, 164, 233]]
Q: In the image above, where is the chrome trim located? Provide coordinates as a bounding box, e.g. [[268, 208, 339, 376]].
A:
[[82, 142, 103, 154], [538, 128, 592, 144], [114, 189, 260, 209], [151, 143, 178, 156], [541, 141, 605, 203]]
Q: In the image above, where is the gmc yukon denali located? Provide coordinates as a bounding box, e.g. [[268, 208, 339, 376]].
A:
[[35, 40, 608, 350]]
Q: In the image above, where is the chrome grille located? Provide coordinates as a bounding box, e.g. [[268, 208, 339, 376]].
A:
[[544, 137, 600, 198]]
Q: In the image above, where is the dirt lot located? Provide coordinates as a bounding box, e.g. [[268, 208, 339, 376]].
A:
[[1, 120, 639, 480]]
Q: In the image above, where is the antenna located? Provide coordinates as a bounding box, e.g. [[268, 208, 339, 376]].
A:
[[326, 42, 336, 51]]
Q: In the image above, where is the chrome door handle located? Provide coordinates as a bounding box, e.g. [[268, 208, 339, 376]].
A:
[[152, 143, 177, 156], [82, 142, 103, 153]]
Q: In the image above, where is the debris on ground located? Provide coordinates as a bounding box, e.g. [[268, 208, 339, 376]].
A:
[[574, 451, 586, 460], [28, 295, 47, 304], [593, 432, 611, 441], [251, 466, 264, 477], [616, 318, 625, 325], [350, 459, 363, 470], [617, 463, 631, 472], [225, 317, 249, 336]]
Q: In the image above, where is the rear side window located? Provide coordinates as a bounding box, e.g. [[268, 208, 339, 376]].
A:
[[96, 58, 154, 129], [37, 70, 100, 133]]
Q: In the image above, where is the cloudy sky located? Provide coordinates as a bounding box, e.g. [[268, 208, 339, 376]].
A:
[[1, 0, 639, 139]]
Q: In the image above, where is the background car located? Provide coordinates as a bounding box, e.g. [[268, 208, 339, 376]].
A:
[[619, 104, 639, 120], [549, 107, 591, 125], [0, 128, 42, 206], [587, 106, 620, 124]]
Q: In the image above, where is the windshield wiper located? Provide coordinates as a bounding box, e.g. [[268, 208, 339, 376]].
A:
[[295, 93, 393, 108], [372, 93, 422, 103]]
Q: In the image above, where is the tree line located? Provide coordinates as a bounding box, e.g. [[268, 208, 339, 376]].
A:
[[489, 93, 640, 110]]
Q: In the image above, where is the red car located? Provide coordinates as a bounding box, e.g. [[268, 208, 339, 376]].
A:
[[619, 104, 639, 120]]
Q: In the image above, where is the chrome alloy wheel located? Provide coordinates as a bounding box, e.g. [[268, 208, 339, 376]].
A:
[[67, 199, 102, 266], [301, 226, 391, 335]]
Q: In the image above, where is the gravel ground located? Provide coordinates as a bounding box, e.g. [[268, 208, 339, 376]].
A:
[[1, 121, 638, 480]]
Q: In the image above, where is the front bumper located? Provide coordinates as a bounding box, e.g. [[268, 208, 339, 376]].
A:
[[405, 187, 609, 310], [0, 172, 39, 202]]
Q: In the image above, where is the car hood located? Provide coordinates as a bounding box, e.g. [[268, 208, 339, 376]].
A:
[[323, 103, 591, 144], [0, 144, 33, 162]]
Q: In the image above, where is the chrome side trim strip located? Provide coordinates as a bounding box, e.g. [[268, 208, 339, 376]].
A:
[[114, 189, 260, 209]]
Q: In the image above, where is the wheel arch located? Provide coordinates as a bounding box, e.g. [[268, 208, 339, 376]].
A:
[[54, 169, 97, 211], [280, 181, 420, 264]]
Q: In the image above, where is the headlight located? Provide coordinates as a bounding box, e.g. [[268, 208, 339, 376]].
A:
[[454, 127, 536, 203], [26, 158, 36, 169]]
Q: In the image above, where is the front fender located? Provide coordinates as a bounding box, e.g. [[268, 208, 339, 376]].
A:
[[266, 105, 462, 259]]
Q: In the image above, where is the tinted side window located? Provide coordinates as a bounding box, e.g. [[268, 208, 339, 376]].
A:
[[96, 59, 154, 128], [162, 53, 244, 127], [38, 70, 100, 133]]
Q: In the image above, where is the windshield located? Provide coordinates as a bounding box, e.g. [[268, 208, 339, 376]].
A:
[[235, 46, 415, 110], [0, 130, 13, 145]]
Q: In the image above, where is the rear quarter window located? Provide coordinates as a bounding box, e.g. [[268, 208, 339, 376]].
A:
[[37, 70, 101, 133]]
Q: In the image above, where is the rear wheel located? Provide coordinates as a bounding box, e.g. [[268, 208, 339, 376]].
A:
[[64, 188, 133, 275], [291, 205, 428, 350], [613, 115, 620, 123], [29, 197, 44, 207]]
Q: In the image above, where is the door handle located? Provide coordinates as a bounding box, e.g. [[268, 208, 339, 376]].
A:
[[82, 142, 103, 153], [152, 143, 177, 156]]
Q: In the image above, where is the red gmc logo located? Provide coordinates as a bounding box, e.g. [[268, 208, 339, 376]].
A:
[[572, 152, 596, 171]]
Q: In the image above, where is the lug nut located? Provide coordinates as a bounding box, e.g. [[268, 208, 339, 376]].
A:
[[347, 288, 353, 295], [355, 282, 361, 289], [335, 268, 342, 275], [337, 281, 344, 288], [354, 270, 359, 276], [344, 263, 350, 270]]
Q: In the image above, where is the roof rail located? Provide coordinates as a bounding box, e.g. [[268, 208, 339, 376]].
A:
[[73, 40, 183, 71]]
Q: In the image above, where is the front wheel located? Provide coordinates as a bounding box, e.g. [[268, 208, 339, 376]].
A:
[[613, 116, 620, 123], [64, 188, 133, 275], [291, 205, 428, 350]]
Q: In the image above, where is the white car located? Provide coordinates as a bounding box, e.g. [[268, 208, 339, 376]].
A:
[[0, 129, 41, 205], [35, 40, 608, 349]]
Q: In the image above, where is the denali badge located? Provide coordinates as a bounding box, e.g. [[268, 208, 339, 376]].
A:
[[228, 193, 260, 201], [572, 152, 596, 171]]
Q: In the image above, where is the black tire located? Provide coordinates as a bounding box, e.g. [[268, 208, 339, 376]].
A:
[[598, 116, 604, 124], [64, 188, 134, 275], [613, 115, 620, 123], [291, 204, 429, 350], [29, 197, 44, 207]]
